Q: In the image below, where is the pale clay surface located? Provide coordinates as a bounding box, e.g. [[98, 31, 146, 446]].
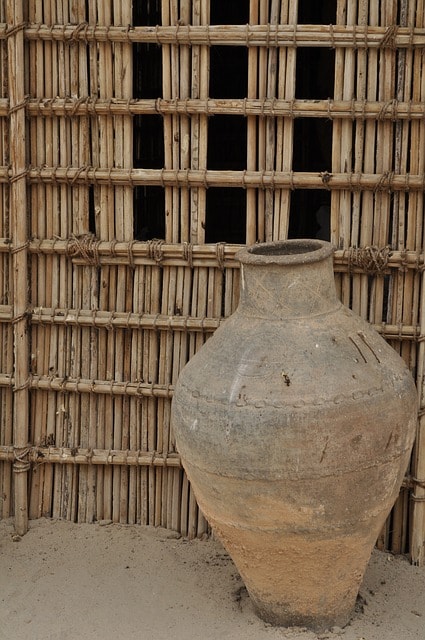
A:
[[1, 517, 425, 640]]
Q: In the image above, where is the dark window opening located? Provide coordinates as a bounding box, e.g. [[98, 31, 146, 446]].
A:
[[210, 2, 249, 24], [133, 3, 164, 241], [134, 187, 165, 241], [134, 115, 164, 169], [205, 189, 246, 244], [288, 190, 330, 241], [297, 0, 336, 24], [292, 119, 332, 173], [210, 47, 248, 99], [133, 1, 161, 26], [133, 2, 162, 99], [295, 48, 335, 100], [290, 0, 336, 241], [207, 116, 246, 170], [290, 119, 332, 240], [131, 2, 338, 245], [205, 2, 249, 244]]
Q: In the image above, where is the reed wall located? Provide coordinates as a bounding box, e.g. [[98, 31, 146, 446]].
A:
[[0, 0, 425, 563]]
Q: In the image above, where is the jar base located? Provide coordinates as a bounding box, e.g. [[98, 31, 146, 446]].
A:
[[211, 520, 375, 632]]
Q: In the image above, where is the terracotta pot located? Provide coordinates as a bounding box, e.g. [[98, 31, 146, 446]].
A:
[[171, 239, 417, 631]]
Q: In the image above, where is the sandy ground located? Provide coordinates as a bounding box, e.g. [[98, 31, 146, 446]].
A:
[[1, 518, 425, 640]]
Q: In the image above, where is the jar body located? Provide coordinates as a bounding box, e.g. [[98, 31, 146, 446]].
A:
[[171, 240, 417, 631]]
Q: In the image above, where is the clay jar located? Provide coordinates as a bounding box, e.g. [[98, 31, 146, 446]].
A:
[[171, 239, 417, 631]]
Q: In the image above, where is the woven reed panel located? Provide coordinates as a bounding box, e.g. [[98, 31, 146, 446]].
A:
[[0, 0, 425, 561]]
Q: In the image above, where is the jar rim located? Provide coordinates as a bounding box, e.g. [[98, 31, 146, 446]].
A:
[[236, 239, 334, 266]]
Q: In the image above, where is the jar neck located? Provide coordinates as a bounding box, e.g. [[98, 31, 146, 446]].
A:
[[237, 243, 340, 320]]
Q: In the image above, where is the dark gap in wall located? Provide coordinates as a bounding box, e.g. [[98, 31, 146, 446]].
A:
[[210, 2, 249, 25], [134, 115, 164, 169], [295, 48, 335, 100], [133, 0, 162, 99], [297, 0, 336, 24], [205, 189, 246, 244], [289, 0, 336, 240], [134, 187, 165, 241], [288, 189, 330, 240], [209, 47, 248, 99], [292, 119, 333, 173], [133, 2, 164, 240], [207, 3, 248, 243], [207, 116, 246, 170]]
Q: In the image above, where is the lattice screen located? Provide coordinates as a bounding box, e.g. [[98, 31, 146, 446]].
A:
[[0, 0, 425, 563]]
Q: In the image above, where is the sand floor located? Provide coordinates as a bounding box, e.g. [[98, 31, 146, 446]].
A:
[[1, 517, 425, 640]]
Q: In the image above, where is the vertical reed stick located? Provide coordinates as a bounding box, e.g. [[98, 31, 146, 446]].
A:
[[27, 0, 44, 520], [77, 0, 93, 523], [264, 0, 279, 242], [273, 0, 296, 241], [350, 0, 368, 315], [337, 0, 355, 307], [409, 0, 425, 565], [41, 0, 57, 517], [247, 0, 259, 244], [359, 0, 378, 321], [113, 0, 133, 524], [95, 0, 115, 522], [189, 0, 208, 244], [0, 0, 12, 518], [58, 0, 75, 521], [7, 0, 29, 535], [179, 0, 191, 243], [158, 0, 179, 527], [387, 0, 412, 554]]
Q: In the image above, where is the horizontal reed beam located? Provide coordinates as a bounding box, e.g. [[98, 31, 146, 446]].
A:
[[29, 376, 173, 398], [30, 309, 425, 342], [0, 307, 422, 341], [0, 374, 173, 396], [0, 23, 424, 49], [1, 97, 424, 121], [0, 445, 182, 467], [0, 240, 423, 271], [31, 308, 221, 332], [0, 166, 423, 192]]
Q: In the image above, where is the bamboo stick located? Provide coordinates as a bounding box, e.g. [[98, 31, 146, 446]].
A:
[[387, 0, 414, 555], [147, 268, 161, 526], [409, 0, 425, 565], [0, 445, 181, 467], [27, 0, 47, 521], [179, 0, 191, 244], [273, 0, 297, 241], [350, 0, 367, 314], [190, 0, 209, 244], [246, 0, 259, 244], [6, 96, 425, 120], [47, 0, 64, 520], [0, 0, 12, 519], [58, 0, 77, 523], [95, 0, 116, 524], [334, 0, 356, 307], [158, 265, 174, 527], [13, 166, 425, 191], [161, 0, 174, 246], [40, 0, 57, 519], [16, 23, 425, 49], [113, 0, 133, 525], [17, 240, 425, 271], [7, 0, 29, 536]]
